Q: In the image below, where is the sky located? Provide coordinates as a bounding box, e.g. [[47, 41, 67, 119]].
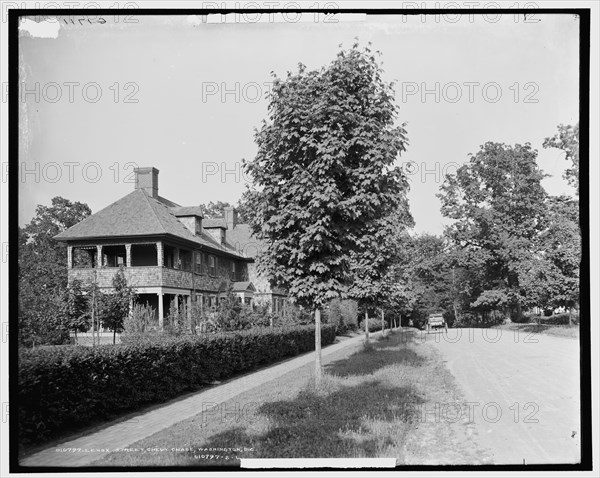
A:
[[17, 12, 580, 234]]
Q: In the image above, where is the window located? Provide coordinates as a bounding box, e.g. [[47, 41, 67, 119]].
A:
[[180, 250, 192, 271], [103, 245, 126, 267], [230, 261, 236, 281], [208, 255, 216, 276], [72, 247, 96, 268], [131, 244, 158, 266], [164, 245, 175, 268], [195, 252, 202, 274]]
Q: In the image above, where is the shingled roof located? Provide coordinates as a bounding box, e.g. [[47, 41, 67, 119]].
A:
[[203, 218, 228, 229], [226, 223, 263, 259], [171, 206, 204, 217], [54, 189, 250, 260]]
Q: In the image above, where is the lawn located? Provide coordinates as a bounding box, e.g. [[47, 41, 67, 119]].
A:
[[94, 329, 492, 467]]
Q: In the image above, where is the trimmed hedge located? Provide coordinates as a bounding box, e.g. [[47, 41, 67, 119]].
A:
[[18, 324, 336, 446]]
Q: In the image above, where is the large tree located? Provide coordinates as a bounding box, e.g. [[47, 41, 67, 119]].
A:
[[18, 197, 91, 346], [244, 43, 411, 382], [536, 195, 580, 314], [438, 142, 548, 321], [543, 123, 579, 194]]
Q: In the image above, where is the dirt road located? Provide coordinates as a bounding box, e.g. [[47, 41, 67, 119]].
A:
[[424, 327, 581, 464]]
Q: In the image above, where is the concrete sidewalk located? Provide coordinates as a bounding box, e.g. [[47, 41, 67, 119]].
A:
[[21, 330, 383, 467]]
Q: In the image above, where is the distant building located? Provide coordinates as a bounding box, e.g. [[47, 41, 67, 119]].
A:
[[55, 167, 286, 327], [223, 205, 288, 314]]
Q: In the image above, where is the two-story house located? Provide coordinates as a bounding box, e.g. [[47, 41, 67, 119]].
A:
[[55, 167, 259, 328], [222, 206, 288, 314]]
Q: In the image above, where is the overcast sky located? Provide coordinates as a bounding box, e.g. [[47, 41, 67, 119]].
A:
[[18, 12, 579, 234]]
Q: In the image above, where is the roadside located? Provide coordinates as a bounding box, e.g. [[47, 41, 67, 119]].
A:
[[93, 329, 492, 466], [20, 328, 380, 467]]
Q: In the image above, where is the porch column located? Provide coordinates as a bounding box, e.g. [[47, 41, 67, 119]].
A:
[[125, 244, 132, 267], [186, 295, 192, 330], [156, 241, 163, 267], [96, 245, 103, 268], [67, 245, 73, 269], [158, 292, 164, 330]]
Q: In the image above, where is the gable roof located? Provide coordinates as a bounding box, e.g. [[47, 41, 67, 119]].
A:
[[232, 281, 256, 293], [54, 189, 249, 260]]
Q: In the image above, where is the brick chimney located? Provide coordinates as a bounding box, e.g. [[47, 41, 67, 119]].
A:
[[134, 167, 159, 198], [224, 206, 238, 228]]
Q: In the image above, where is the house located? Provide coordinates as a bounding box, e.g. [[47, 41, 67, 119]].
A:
[[54, 167, 286, 327], [222, 205, 288, 314]]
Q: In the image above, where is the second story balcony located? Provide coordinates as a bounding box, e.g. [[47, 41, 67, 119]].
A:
[[67, 241, 248, 292]]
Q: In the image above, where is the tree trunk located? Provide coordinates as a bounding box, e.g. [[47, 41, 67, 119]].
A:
[[381, 309, 385, 336], [568, 307, 572, 326], [315, 308, 322, 386], [364, 310, 369, 344], [515, 302, 523, 322], [91, 291, 96, 347], [451, 268, 460, 324], [113, 328, 116, 345]]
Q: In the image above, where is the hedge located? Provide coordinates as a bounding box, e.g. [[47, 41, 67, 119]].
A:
[[18, 324, 336, 446], [358, 319, 387, 333]]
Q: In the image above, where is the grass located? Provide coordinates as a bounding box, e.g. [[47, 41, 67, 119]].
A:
[[93, 329, 492, 467]]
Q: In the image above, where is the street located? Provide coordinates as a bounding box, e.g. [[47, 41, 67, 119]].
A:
[[426, 327, 581, 464]]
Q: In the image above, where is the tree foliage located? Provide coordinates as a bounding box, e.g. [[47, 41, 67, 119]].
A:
[[101, 267, 137, 342], [543, 122, 579, 193], [60, 279, 89, 335], [438, 142, 549, 321], [197, 197, 254, 224], [244, 42, 412, 309], [198, 201, 234, 219], [18, 197, 91, 346]]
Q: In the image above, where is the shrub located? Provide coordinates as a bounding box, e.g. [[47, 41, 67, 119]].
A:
[[325, 299, 358, 333], [358, 317, 384, 333], [453, 310, 507, 328], [123, 303, 158, 335], [279, 302, 313, 327], [18, 324, 337, 446]]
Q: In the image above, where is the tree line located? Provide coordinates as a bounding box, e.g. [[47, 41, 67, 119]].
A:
[[17, 43, 580, 359]]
